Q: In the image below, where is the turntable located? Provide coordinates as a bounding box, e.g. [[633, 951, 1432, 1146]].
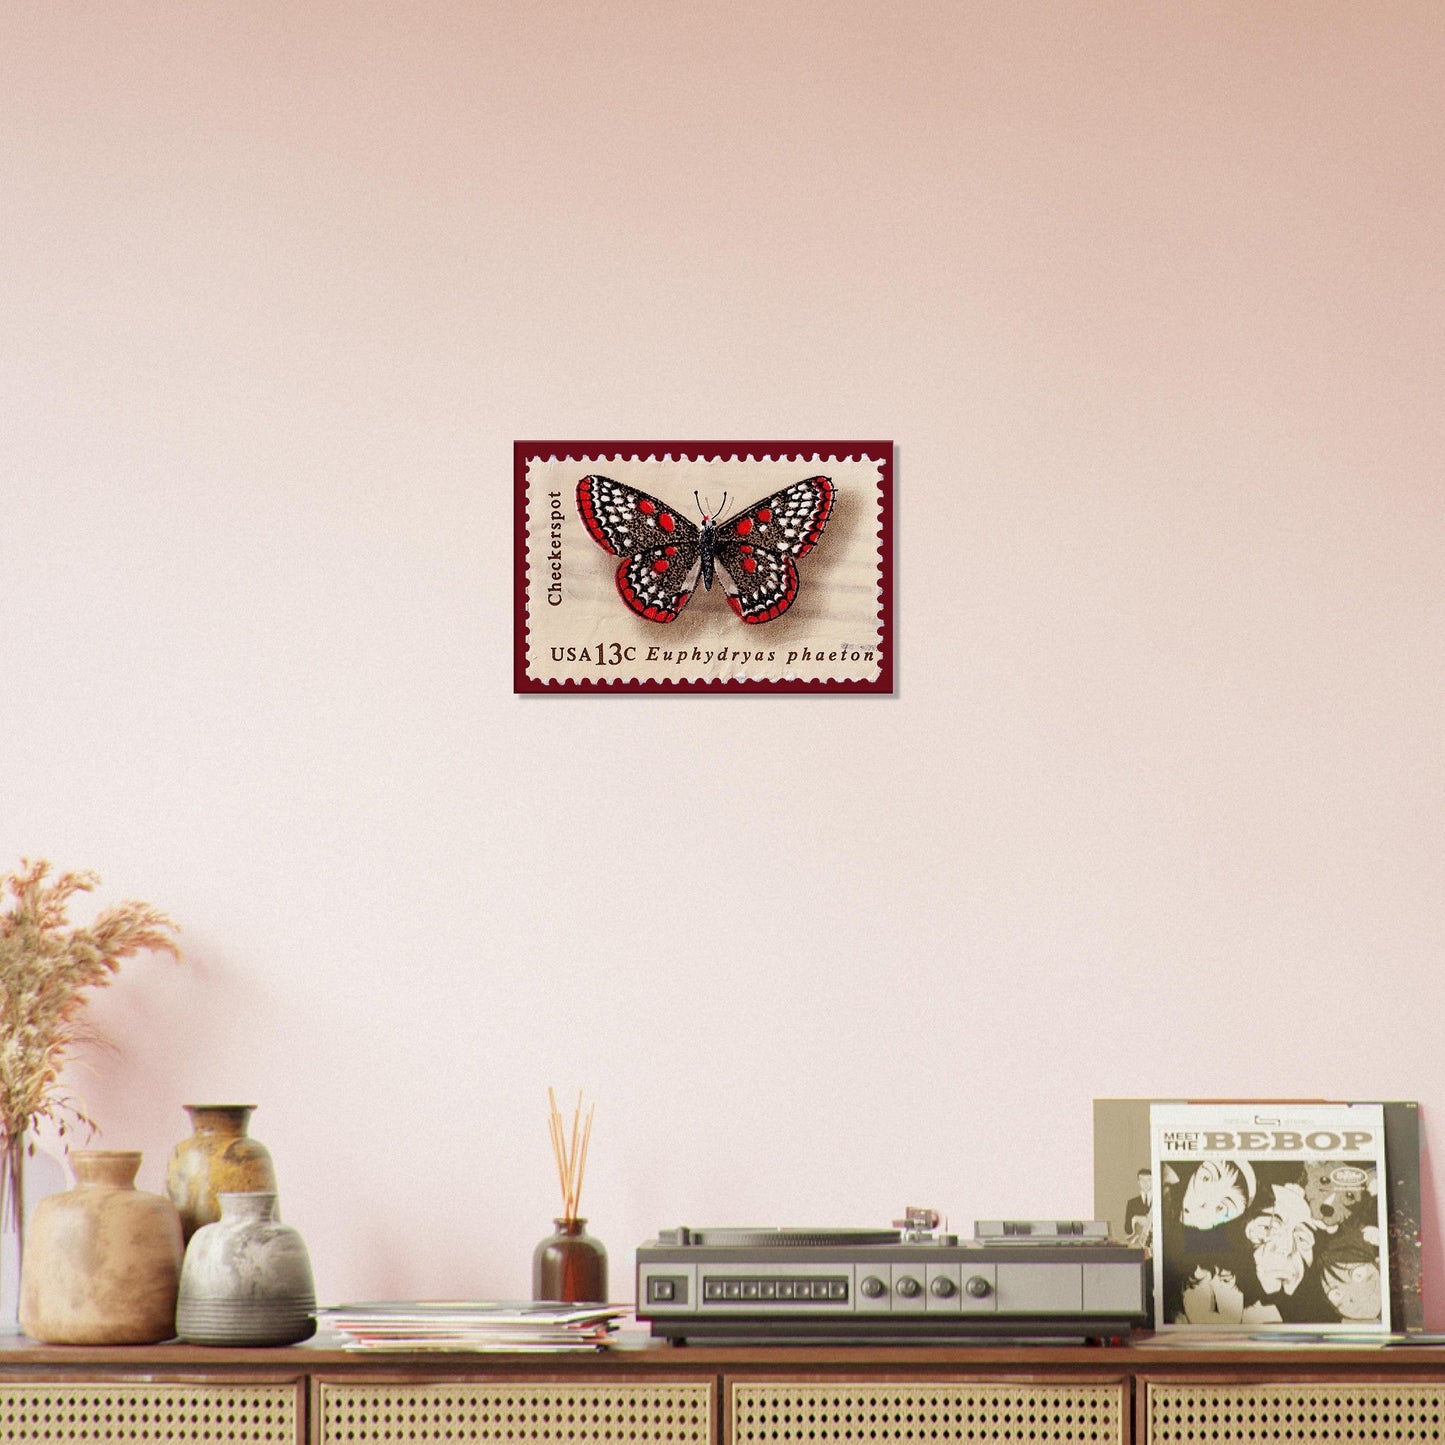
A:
[[635, 1209, 1147, 1343]]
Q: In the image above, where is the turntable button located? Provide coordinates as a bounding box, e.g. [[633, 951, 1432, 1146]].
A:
[[778, 1281, 795, 1299], [896, 1275, 922, 1299], [760, 1281, 777, 1299], [742, 1280, 760, 1299], [829, 1280, 848, 1300], [861, 1275, 887, 1299]]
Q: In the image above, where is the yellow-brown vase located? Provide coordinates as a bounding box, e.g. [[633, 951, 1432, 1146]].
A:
[[19, 1150, 183, 1344], [165, 1104, 278, 1241]]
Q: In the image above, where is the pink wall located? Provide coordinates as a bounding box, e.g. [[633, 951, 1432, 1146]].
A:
[[3, 2, 1442, 1321]]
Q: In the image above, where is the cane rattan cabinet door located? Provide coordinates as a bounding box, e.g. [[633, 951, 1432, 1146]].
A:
[[317, 1377, 715, 1444], [729, 1380, 1125, 1444], [0, 1380, 301, 1444], [1145, 1380, 1445, 1443]]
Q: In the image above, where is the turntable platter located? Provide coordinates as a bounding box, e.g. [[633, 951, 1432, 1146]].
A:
[[681, 1227, 902, 1248]]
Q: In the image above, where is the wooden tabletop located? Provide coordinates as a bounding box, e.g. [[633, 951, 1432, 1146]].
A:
[[2, 1330, 1444, 1374]]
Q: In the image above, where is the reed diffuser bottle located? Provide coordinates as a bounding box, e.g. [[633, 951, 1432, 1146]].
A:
[[532, 1089, 607, 1304]]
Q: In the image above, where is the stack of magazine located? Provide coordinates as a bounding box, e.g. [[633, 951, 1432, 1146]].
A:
[[317, 1301, 630, 1352]]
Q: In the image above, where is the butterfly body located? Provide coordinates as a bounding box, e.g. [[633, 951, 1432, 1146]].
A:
[[576, 474, 834, 625], [697, 511, 719, 594]]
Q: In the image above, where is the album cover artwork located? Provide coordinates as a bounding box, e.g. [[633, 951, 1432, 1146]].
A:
[[514, 441, 892, 693], [1148, 1102, 1391, 1333], [1094, 1098, 1422, 1333]]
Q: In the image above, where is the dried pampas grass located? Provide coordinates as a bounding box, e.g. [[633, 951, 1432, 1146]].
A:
[[0, 858, 180, 1227]]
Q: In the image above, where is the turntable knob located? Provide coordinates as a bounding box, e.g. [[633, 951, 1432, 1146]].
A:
[[896, 1275, 922, 1299], [860, 1275, 887, 1299], [930, 1276, 956, 1298], [965, 1274, 992, 1298]]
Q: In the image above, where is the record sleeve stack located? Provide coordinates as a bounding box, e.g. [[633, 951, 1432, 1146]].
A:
[[317, 1301, 629, 1352]]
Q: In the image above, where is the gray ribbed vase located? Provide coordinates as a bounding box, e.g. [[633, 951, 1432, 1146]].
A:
[[176, 1192, 316, 1345]]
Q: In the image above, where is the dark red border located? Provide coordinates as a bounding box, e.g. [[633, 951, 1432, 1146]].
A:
[[513, 441, 893, 694]]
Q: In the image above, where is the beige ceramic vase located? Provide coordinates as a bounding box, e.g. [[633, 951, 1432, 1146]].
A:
[[165, 1104, 278, 1241], [19, 1150, 184, 1344]]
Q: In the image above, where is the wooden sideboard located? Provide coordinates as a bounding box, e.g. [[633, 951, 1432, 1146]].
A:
[[3, 1333, 1445, 1444]]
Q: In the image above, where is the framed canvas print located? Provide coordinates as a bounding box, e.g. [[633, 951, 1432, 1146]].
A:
[[513, 440, 893, 693]]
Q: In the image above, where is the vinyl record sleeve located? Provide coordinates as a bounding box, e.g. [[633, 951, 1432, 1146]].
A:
[[1148, 1101, 1390, 1333], [1094, 1098, 1421, 1333]]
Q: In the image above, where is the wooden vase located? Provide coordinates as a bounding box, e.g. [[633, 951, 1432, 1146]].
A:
[[165, 1104, 278, 1241], [19, 1150, 183, 1344]]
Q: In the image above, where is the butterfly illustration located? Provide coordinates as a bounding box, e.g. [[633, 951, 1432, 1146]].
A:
[[576, 474, 835, 624]]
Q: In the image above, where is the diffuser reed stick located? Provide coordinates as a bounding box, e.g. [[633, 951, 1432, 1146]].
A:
[[547, 1087, 594, 1223]]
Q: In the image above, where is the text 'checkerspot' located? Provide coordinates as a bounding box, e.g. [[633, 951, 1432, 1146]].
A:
[[575, 475, 834, 624]]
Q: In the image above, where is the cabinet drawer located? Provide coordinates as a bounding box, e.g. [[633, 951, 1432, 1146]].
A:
[[729, 1381, 1125, 1444], [317, 1379, 715, 1444], [0, 1381, 301, 1444], [1146, 1381, 1445, 1443]]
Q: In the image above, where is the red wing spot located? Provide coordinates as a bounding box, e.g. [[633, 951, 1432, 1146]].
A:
[[758, 508, 772, 523], [676, 592, 690, 610], [727, 596, 742, 616], [739, 543, 753, 553], [638, 499, 656, 514], [743, 557, 756, 573], [659, 512, 675, 533], [665, 545, 678, 556], [735, 518, 752, 537], [653, 559, 669, 573]]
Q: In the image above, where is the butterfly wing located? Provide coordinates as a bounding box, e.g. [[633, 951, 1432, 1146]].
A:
[[712, 475, 834, 623], [576, 475, 702, 623]]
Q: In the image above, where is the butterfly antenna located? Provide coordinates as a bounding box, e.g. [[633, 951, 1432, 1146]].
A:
[[694, 489, 705, 519]]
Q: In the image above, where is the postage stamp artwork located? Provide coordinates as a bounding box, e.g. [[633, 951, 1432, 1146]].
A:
[[514, 441, 892, 693]]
